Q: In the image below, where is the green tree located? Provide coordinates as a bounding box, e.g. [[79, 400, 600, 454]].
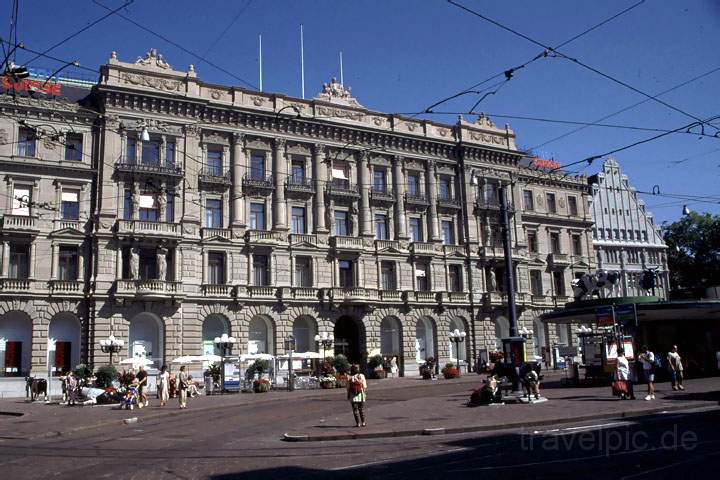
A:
[[663, 212, 720, 291]]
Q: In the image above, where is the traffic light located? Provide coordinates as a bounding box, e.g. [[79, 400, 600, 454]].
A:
[[641, 269, 656, 291]]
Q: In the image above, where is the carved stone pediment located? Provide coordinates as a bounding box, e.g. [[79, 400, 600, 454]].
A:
[[49, 227, 85, 238], [314, 77, 363, 108], [135, 48, 172, 70]]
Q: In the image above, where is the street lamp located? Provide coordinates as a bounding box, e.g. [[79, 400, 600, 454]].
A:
[[99, 335, 124, 366], [284, 334, 296, 392], [448, 329, 467, 366], [519, 326, 533, 339], [214, 334, 236, 394], [314, 332, 334, 360]]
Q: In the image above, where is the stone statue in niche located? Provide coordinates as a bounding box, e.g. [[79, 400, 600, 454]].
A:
[[157, 247, 167, 281], [350, 203, 359, 236], [487, 268, 497, 292], [131, 187, 140, 216], [326, 200, 336, 234], [156, 192, 167, 219], [130, 247, 140, 280]]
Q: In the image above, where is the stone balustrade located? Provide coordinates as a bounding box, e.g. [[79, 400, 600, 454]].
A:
[[0, 278, 33, 292], [116, 220, 181, 237], [202, 284, 234, 297], [331, 236, 364, 250], [48, 280, 83, 295], [1, 215, 38, 231]]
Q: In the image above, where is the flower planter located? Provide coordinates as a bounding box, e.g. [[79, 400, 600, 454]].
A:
[[373, 369, 387, 379], [253, 380, 270, 393], [320, 381, 335, 389], [441, 368, 460, 379]]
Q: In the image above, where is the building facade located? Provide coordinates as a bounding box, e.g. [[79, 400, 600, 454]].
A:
[[0, 49, 593, 389], [588, 158, 669, 299]]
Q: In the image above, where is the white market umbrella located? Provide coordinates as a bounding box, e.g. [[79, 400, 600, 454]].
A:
[[119, 357, 153, 367], [277, 351, 322, 360], [198, 354, 222, 363], [171, 356, 196, 364], [240, 353, 274, 362]]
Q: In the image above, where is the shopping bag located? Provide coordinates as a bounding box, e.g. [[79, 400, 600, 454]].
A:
[[612, 380, 628, 396]]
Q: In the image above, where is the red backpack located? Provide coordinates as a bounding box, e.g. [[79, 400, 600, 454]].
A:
[[350, 376, 364, 395]]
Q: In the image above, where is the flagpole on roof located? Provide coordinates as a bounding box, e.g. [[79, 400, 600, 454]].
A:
[[339, 51, 344, 86], [258, 34, 263, 92], [300, 24, 305, 99]]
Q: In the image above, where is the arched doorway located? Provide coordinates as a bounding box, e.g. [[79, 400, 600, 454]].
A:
[[380, 316, 403, 376], [129, 313, 163, 369], [48, 313, 81, 376], [415, 316, 436, 363], [248, 315, 274, 355], [494, 316, 509, 349], [202, 314, 230, 356], [449, 317, 468, 364], [533, 318, 546, 358], [0, 311, 32, 376], [334, 315, 362, 364], [293, 316, 317, 353]]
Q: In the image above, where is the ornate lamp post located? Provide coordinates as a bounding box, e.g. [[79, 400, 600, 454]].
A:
[[214, 333, 236, 394], [284, 334, 296, 392], [99, 335, 124, 366], [448, 329, 467, 368], [314, 332, 334, 360]]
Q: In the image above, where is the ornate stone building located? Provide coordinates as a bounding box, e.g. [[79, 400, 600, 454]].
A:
[[0, 49, 593, 391], [588, 158, 669, 299]]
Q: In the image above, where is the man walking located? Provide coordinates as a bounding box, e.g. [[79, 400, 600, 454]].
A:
[[667, 345, 684, 390], [638, 346, 656, 400]]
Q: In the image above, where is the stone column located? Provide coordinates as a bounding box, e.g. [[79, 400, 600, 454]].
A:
[[131, 182, 140, 220], [115, 243, 123, 280], [272, 138, 288, 230], [202, 249, 208, 284], [182, 124, 202, 224], [77, 246, 85, 281], [358, 152, 372, 237], [50, 244, 58, 280], [427, 160, 440, 241], [312, 143, 327, 233], [231, 133, 245, 227], [393, 155, 408, 240], [29, 242, 36, 278], [1, 241, 8, 277], [159, 135, 167, 167], [174, 247, 182, 282]]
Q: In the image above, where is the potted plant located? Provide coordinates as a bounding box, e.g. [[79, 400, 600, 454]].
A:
[[442, 362, 461, 379], [94, 365, 118, 389], [319, 361, 336, 389], [204, 364, 221, 394], [117, 369, 136, 389], [253, 378, 270, 393], [73, 363, 93, 386], [368, 354, 386, 379], [419, 356, 436, 379]]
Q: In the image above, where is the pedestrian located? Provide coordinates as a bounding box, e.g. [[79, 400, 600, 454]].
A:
[[178, 365, 189, 409], [667, 345, 685, 390], [638, 345, 656, 400], [67, 372, 78, 406], [136, 365, 149, 408], [347, 364, 367, 427], [614, 347, 635, 400], [158, 365, 169, 407]]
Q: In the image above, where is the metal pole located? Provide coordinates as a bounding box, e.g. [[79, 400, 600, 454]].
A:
[[499, 185, 518, 337], [288, 348, 294, 392], [300, 24, 305, 99], [258, 34, 263, 92]]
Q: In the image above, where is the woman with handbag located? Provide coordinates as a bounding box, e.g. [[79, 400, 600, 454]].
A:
[[347, 364, 367, 427], [614, 347, 635, 400], [178, 365, 189, 409]]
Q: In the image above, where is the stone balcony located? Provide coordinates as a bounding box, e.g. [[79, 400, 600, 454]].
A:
[[289, 233, 318, 247], [405, 291, 439, 304], [446, 291, 470, 303], [48, 280, 84, 297], [246, 230, 286, 245], [531, 294, 554, 307], [410, 242, 436, 256], [1, 215, 39, 233], [370, 186, 395, 203], [474, 199, 501, 212], [326, 181, 360, 200], [201, 227, 232, 240], [242, 174, 275, 193], [115, 280, 184, 299], [201, 284, 234, 298], [53, 219, 83, 232], [375, 239, 401, 251], [290, 287, 320, 300], [115, 219, 182, 238], [285, 177, 315, 195], [443, 245, 466, 256], [0, 278, 34, 293], [330, 287, 378, 303], [331, 236, 364, 250], [198, 169, 232, 186], [437, 195, 462, 210], [405, 193, 429, 207], [378, 290, 403, 302], [115, 161, 183, 178], [245, 286, 277, 299], [548, 253, 571, 266]]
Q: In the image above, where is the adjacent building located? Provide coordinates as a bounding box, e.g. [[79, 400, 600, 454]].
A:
[[0, 49, 594, 393], [588, 158, 669, 299]]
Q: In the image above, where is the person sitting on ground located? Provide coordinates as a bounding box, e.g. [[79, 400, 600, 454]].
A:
[[471, 375, 502, 405], [187, 375, 200, 397]]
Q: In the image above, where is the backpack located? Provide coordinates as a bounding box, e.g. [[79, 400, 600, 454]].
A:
[[651, 352, 662, 370], [349, 376, 364, 395]]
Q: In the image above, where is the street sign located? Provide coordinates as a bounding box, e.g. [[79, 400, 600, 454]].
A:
[[615, 304, 637, 328], [595, 306, 615, 327]]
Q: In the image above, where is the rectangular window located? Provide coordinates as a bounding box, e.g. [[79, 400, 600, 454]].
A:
[[291, 159, 305, 184], [552, 271, 566, 296], [339, 259, 354, 287], [61, 190, 80, 220], [250, 153, 265, 179], [124, 189, 132, 220], [335, 211, 348, 236], [207, 148, 222, 176], [438, 176, 452, 200], [484, 183, 497, 204], [546, 193, 557, 214], [331, 163, 350, 189], [11, 186, 31, 216], [523, 190, 534, 211], [165, 141, 175, 168], [448, 264, 462, 292], [380, 261, 396, 290], [441, 220, 454, 245], [253, 255, 269, 286], [572, 234, 582, 256], [409, 217, 423, 242], [375, 213, 388, 240], [415, 264, 429, 291], [294, 257, 312, 287], [407, 173, 420, 197], [550, 232, 561, 254], [205, 199, 222, 228], [527, 231, 538, 253], [373, 168, 387, 193], [568, 196, 578, 216], [249, 203, 266, 230], [139, 248, 157, 280], [208, 252, 225, 284], [58, 246, 78, 281], [18, 128, 36, 157], [64, 133, 83, 161], [126, 137, 137, 163], [141, 139, 160, 166], [139, 194, 158, 221], [9, 244, 29, 279], [530, 270, 543, 296], [291, 207, 306, 234], [165, 190, 175, 222]]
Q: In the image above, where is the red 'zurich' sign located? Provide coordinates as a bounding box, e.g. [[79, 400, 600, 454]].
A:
[[531, 157, 561, 170], [2, 76, 61, 96]]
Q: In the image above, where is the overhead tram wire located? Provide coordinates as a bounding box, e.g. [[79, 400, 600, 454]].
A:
[[198, 0, 254, 63], [446, 0, 720, 134], [92, 0, 258, 90]]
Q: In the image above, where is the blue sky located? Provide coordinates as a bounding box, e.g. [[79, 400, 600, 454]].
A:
[[15, 0, 720, 224]]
